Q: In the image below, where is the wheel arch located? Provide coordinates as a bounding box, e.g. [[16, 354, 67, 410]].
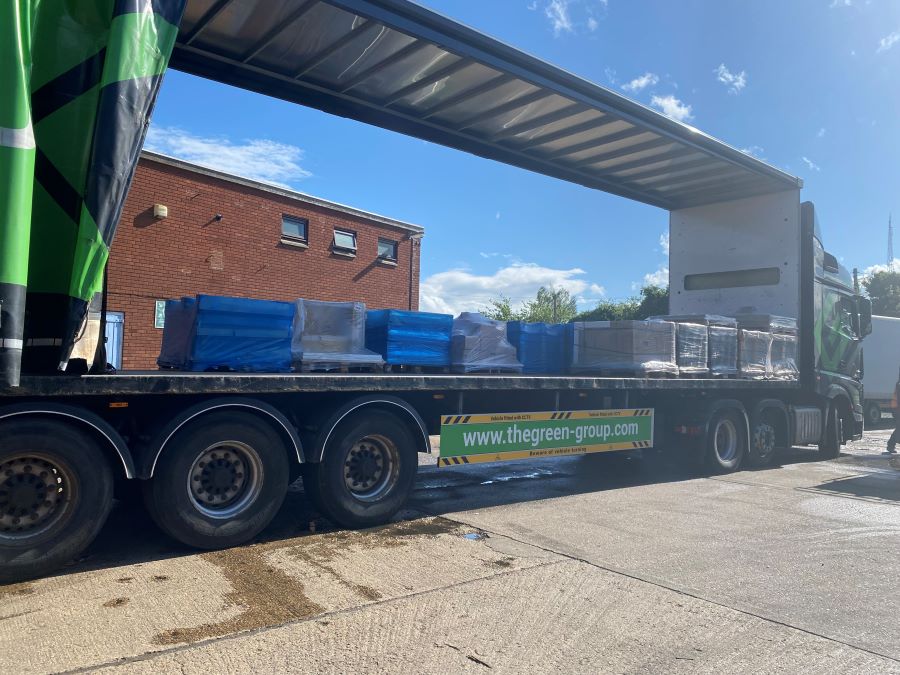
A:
[[142, 397, 304, 479], [311, 395, 431, 463], [0, 403, 135, 479]]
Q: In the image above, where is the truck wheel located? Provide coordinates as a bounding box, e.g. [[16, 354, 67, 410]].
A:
[[705, 410, 745, 473], [144, 412, 289, 549], [818, 405, 842, 459], [748, 418, 777, 468], [0, 419, 113, 583], [305, 410, 417, 529], [864, 402, 881, 428]]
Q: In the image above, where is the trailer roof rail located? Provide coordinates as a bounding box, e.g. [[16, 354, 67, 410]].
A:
[[172, 0, 801, 209]]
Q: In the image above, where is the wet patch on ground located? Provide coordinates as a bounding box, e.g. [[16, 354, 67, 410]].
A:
[[103, 597, 130, 608], [0, 582, 33, 600], [153, 545, 323, 646]]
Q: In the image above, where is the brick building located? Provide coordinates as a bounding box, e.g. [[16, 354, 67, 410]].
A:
[[106, 151, 423, 370]]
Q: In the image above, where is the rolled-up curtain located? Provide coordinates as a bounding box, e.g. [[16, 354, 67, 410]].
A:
[[0, 0, 185, 387]]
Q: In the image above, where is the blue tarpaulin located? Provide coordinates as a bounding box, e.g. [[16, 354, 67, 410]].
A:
[[366, 309, 452, 367], [506, 322, 567, 374]]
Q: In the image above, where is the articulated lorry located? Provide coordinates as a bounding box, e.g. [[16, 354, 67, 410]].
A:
[[0, 0, 871, 582], [862, 315, 900, 425]]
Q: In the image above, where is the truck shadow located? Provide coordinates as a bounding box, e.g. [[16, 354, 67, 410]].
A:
[[33, 444, 889, 584]]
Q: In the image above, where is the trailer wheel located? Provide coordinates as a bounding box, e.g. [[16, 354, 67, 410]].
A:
[[305, 410, 417, 529], [748, 417, 777, 468], [0, 419, 113, 583], [864, 402, 881, 428], [818, 405, 842, 459], [705, 410, 745, 473], [144, 412, 289, 549]]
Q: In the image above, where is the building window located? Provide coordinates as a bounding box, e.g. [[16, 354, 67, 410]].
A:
[[377, 238, 398, 262], [281, 215, 308, 244], [333, 229, 357, 255]]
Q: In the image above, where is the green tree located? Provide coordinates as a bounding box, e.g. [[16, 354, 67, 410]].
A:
[[520, 286, 578, 323], [862, 270, 900, 318], [573, 285, 669, 322], [482, 294, 520, 321]]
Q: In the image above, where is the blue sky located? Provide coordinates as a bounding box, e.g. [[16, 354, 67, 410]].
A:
[[146, 0, 900, 314]]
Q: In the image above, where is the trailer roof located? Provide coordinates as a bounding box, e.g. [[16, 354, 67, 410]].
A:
[[171, 0, 801, 210]]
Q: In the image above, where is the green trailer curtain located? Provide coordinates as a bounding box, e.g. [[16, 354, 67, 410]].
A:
[[0, 0, 185, 386]]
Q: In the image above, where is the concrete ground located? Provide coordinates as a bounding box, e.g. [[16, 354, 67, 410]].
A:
[[1, 427, 898, 674]]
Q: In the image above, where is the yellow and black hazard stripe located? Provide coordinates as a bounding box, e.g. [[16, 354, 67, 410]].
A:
[[549, 412, 574, 420], [631, 409, 652, 416], [438, 456, 471, 466], [631, 440, 652, 448], [441, 415, 473, 425]]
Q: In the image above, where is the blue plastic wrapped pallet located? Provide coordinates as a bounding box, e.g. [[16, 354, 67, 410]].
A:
[[159, 295, 294, 372], [365, 309, 452, 367], [506, 322, 566, 374]]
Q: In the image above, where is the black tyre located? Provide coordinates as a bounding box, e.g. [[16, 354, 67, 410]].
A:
[[748, 416, 778, 468], [864, 402, 881, 428], [0, 419, 114, 583], [304, 410, 417, 529], [818, 405, 842, 459], [144, 412, 289, 549], [705, 410, 746, 473]]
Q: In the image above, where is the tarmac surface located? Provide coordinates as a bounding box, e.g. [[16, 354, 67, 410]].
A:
[[1, 426, 898, 673]]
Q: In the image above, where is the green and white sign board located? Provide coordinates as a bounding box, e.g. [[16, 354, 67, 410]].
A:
[[438, 408, 654, 467], [155, 300, 166, 329]]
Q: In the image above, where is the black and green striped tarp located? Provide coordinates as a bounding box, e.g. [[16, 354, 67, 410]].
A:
[[0, 0, 185, 386]]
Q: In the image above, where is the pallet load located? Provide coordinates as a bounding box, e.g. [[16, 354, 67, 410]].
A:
[[506, 322, 567, 374], [450, 313, 523, 373], [735, 314, 799, 379], [738, 330, 774, 379], [157, 295, 294, 372], [292, 299, 383, 372], [365, 309, 453, 369], [651, 315, 738, 376], [570, 320, 678, 376]]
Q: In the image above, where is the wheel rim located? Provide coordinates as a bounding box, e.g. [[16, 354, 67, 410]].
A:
[[753, 423, 776, 459], [714, 418, 739, 463], [343, 435, 400, 502], [187, 441, 264, 519], [0, 454, 75, 540], [866, 405, 880, 426]]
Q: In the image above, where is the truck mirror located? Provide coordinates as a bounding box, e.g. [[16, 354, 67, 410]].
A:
[[823, 252, 840, 274], [859, 297, 872, 336]]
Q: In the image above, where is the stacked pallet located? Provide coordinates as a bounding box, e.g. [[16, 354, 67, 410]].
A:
[[506, 322, 566, 374], [291, 299, 383, 372], [570, 320, 678, 376], [451, 313, 522, 373], [365, 309, 452, 369], [653, 315, 738, 376], [735, 314, 798, 379]]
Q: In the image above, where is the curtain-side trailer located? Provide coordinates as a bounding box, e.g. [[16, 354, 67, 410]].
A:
[[0, 0, 871, 581]]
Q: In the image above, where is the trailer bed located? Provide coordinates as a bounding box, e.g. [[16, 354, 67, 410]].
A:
[[2, 372, 800, 398]]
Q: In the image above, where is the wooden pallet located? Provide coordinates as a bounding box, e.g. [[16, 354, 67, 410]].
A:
[[383, 364, 451, 374], [451, 366, 524, 375], [298, 362, 383, 374]]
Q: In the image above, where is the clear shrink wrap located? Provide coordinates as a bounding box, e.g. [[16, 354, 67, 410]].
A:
[[672, 322, 708, 375], [292, 299, 383, 370], [365, 309, 452, 367], [739, 329, 774, 379], [451, 313, 522, 373], [771, 333, 799, 379], [570, 320, 677, 375], [734, 314, 798, 335], [651, 314, 737, 376]]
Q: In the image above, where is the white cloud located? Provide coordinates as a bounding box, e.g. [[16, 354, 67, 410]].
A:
[[862, 259, 900, 278], [545, 0, 574, 35], [527, 1, 538, 9], [801, 156, 821, 172], [496, 211, 501, 220], [587, 16, 599, 31], [817, 127, 826, 138], [714, 64, 747, 94], [659, 232, 670, 255], [419, 261, 605, 315], [878, 31, 900, 52], [643, 266, 669, 288], [650, 95, 693, 122], [830, 0, 852, 6], [145, 126, 312, 187], [622, 72, 659, 93]]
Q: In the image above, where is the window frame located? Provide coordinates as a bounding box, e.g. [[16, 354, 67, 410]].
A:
[[280, 214, 309, 245], [332, 228, 358, 256], [377, 237, 399, 263]]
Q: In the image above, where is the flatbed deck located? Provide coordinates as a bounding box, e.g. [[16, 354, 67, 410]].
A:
[[2, 372, 800, 398]]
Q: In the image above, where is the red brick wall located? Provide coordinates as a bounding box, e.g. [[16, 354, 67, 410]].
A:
[[107, 157, 421, 370]]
